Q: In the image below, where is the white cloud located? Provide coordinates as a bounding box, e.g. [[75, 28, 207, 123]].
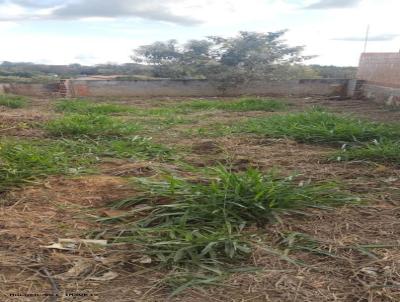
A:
[[0, 32, 145, 64], [0, 0, 399, 66], [0, 0, 201, 25], [305, 0, 362, 9]]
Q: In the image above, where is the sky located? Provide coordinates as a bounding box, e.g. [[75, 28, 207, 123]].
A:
[[0, 0, 399, 66]]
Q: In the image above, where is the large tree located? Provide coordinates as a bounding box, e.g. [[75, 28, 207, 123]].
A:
[[132, 30, 314, 91]]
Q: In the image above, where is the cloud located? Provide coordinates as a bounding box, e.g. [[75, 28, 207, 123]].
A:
[[305, 0, 362, 9], [0, 0, 201, 25], [332, 34, 399, 41]]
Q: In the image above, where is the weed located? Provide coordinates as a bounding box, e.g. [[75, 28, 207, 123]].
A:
[[0, 139, 93, 190], [0, 136, 171, 190], [141, 107, 187, 116], [95, 136, 172, 160], [98, 167, 355, 292], [0, 94, 27, 108], [45, 114, 141, 137], [141, 116, 195, 130], [240, 109, 400, 145], [176, 98, 287, 112], [334, 139, 400, 164], [55, 99, 137, 114]]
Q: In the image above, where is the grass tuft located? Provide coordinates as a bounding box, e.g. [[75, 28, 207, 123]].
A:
[[55, 99, 137, 115], [0, 137, 171, 191], [98, 167, 355, 291], [177, 98, 287, 112], [334, 139, 400, 164], [240, 109, 400, 145], [0, 140, 92, 190], [45, 114, 141, 137], [0, 94, 27, 108]]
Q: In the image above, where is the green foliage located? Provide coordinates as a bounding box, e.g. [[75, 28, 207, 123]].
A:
[[0, 137, 171, 190], [310, 65, 358, 79], [175, 98, 287, 112], [132, 31, 312, 90], [55, 99, 137, 115], [99, 167, 354, 290], [95, 136, 172, 160], [0, 94, 27, 108], [144, 98, 287, 116], [241, 110, 400, 145], [335, 140, 400, 164], [45, 114, 141, 137], [0, 140, 92, 190], [0, 61, 152, 80]]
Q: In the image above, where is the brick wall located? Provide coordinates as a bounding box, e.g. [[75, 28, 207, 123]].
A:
[[357, 53, 400, 88]]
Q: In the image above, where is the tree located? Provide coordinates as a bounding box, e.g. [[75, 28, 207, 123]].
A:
[[131, 30, 313, 91], [132, 40, 183, 78]]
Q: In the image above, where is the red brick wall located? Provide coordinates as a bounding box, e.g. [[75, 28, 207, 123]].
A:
[[357, 53, 400, 88]]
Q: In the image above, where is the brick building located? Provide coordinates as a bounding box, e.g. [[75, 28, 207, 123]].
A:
[[357, 52, 400, 88]]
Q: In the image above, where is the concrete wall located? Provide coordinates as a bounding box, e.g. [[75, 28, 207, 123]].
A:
[[357, 53, 400, 88], [0, 78, 349, 98], [1, 82, 60, 97], [68, 78, 348, 98], [361, 82, 400, 106]]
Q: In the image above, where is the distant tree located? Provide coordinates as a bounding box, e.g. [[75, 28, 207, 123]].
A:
[[132, 39, 183, 78], [310, 65, 357, 79], [131, 30, 314, 92]]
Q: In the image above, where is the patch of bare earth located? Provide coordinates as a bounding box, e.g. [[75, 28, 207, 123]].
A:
[[1, 98, 400, 301], [0, 106, 53, 138]]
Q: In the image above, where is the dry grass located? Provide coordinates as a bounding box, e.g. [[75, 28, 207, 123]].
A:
[[1, 97, 400, 301]]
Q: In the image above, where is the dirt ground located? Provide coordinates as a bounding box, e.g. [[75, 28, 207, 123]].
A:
[[1, 97, 399, 302]]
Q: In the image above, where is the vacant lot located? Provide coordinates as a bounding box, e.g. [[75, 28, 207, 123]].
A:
[[1, 96, 400, 302]]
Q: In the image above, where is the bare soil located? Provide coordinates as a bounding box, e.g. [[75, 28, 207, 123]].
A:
[[1, 97, 399, 302]]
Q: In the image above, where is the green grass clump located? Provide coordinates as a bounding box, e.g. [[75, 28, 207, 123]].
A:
[[99, 167, 354, 291], [55, 99, 137, 115], [0, 136, 171, 191], [241, 109, 400, 145], [45, 114, 141, 137], [334, 140, 400, 164], [0, 140, 93, 190], [94, 136, 172, 160], [177, 98, 287, 112], [0, 94, 27, 108]]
